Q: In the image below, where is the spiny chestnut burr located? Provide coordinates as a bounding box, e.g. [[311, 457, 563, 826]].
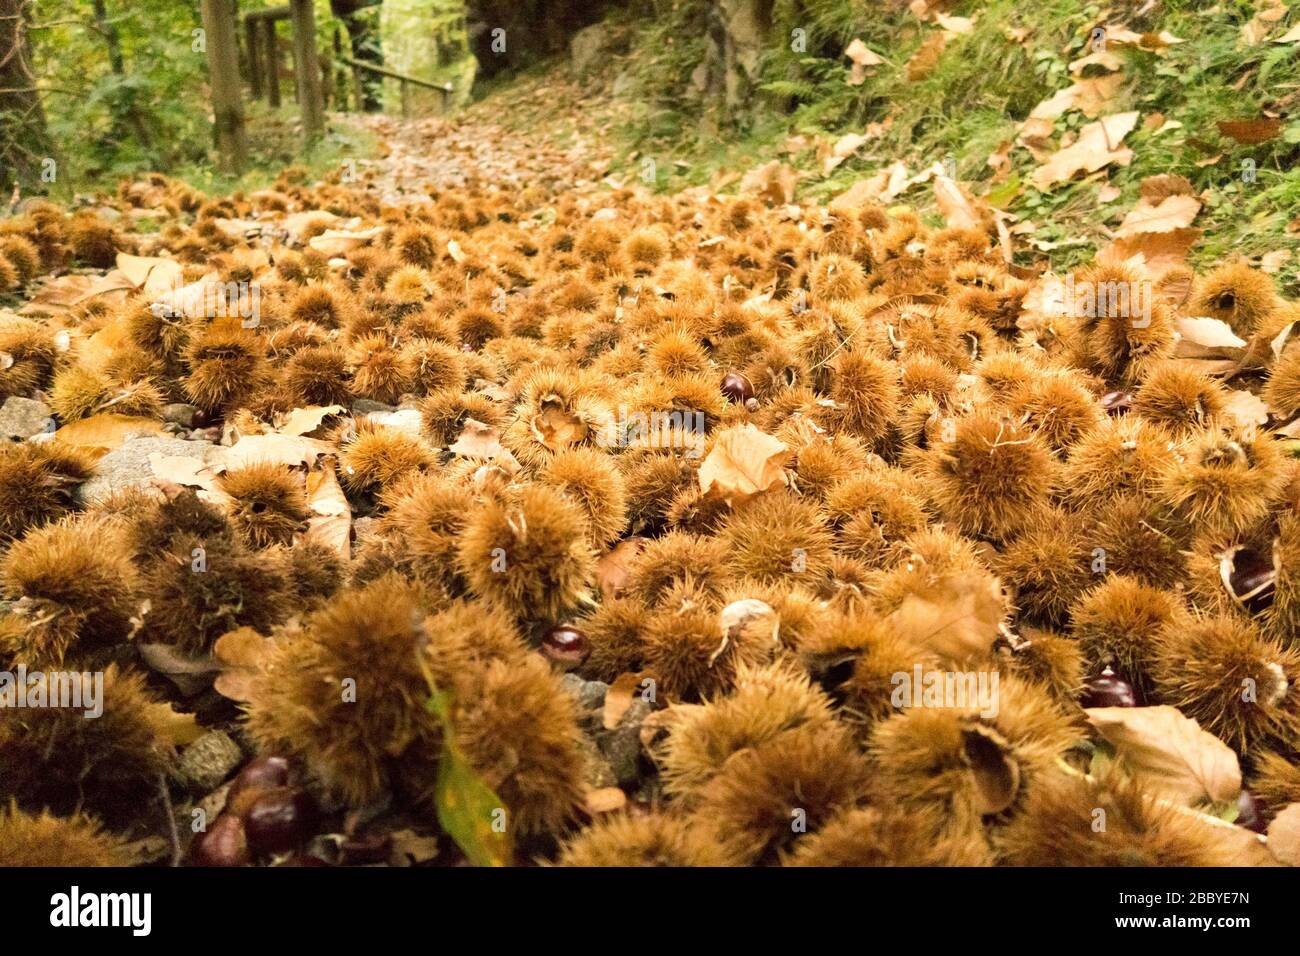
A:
[[541, 624, 590, 669], [721, 371, 754, 405], [243, 787, 320, 856], [1081, 668, 1138, 708], [189, 814, 250, 867], [1101, 391, 1133, 415]]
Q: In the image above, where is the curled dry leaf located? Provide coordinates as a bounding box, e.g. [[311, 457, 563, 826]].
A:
[[1174, 316, 1247, 360], [1085, 705, 1242, 806], [1266, 802, 1300, 866], [844, 38, 885, 86], [212, 626, 268, 702], [136, 642, 221, 696], [886, 568, 1005, 663], [1220, 389, 1270, 434], [278, 404, 346, 437], [697, 423, 790, 505], [308, 225, 386, 257], [933, 174, 983, 230], [303, 459, 351, 559], [530, 400, 588, 451], [603, 671, 650, 730], [1113, 193, 1201, 239], [1030, 112, 1139, 190], [739, 160, 800, 205]]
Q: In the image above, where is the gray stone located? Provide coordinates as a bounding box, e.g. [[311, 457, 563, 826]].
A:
[[352, 399, 397, 416], [176, 730, 244, 795], [560, 673, 609, 712], [570, 23, 611, 75], [77, 435, 222, 504], [597, 698, 651, 786], [577, 735, 619, 790], [0, 396, 54, 441], [161, 403, 200, 428]]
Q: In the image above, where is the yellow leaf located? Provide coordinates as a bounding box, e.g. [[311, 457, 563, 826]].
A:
[[1031, 112, 1139, 190]]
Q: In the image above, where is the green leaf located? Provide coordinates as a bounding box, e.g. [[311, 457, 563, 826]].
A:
[[425, 690, 512, 867]]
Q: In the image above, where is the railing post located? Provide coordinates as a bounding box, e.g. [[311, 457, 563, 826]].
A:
[[263, 17, 281, 108], [289, 0, 325, 141]]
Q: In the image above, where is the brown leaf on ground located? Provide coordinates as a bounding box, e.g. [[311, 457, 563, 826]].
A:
[[1216, 118, 1282, 144], [886, 569, 1006, 663], [1113, 193, 1201, 239], [1031, 112, 1139, 190], [933, 174, 984, 230], [739, 160, 800, 205], [844, 38, 885, 86], [603, 671, 650, 730], [697, 423, 790, 504], [212, 626, 268, 702], [278, 404, 346, 437], [54, 413, 167, 450], [303, 459, 351, 559], [1085, 705, 1242, 805]]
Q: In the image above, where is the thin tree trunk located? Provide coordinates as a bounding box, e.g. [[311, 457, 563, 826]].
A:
[[200, 0, 248, 174]]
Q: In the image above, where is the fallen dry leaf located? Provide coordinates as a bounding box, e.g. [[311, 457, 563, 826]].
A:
[[844, 38, 885, 86], [212, 626, 268, 702], [886, 569, 1005, 663], [739, 160, 800, 205], [308, 225, 386, 256], [697, 423, 790, 504], [278, 404, 345, 437], [1031, 112, 1139, 190], [1221, 389, 1270, 435], [933, 174, 983, 230], [1113, 193, 1201, 239], [1217, 117, 1282, 144], [303, 459, 351, 559], [1175, 316, 1248, 360], [54, 413, 167, 450], [219, 433, 336, 469], [1086, 705, 1241, 805], [603, 671, 650, 730]]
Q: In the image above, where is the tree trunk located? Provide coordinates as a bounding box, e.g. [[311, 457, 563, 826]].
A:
[[200, 0, 248, 175], [0, 0, 52, 189]]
